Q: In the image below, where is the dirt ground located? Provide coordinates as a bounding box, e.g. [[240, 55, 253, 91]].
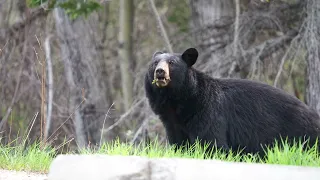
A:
[[0, 169, 47, 180]]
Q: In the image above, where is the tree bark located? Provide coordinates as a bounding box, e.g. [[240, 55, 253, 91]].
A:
[[118, 0, 134, 112], [54, 6, 87, 148], [190, 0, 236, 78], [44, 35, 53, 142], [305, 0, 320, 114], [54, 1, 117, 148]]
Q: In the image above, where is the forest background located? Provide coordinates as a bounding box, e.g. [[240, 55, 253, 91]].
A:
[[0, 0, 319, 152]]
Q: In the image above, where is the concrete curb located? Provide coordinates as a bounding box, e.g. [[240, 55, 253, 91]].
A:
[[48, 155, 320, 180]]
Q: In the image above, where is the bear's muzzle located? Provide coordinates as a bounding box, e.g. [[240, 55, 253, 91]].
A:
[[153, 60, 171, 87]]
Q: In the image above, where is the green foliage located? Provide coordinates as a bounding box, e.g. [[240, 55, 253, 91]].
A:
[[263, 138, 320, 166], [26, 0, 49, 8], [58, 0, 102, 20], [166, 0, 190, 33], [0, 141, 55, 172], [26, 0, 102, 20]]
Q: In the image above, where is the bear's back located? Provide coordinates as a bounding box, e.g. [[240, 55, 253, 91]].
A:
[[215, 78, 320, 152]]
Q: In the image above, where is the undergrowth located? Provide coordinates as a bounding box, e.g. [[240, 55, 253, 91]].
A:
[[0, 138, 319, 173]]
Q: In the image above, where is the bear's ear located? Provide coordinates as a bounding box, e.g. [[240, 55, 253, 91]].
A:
[[152, 51, 163, 60], [182, 48, 198, 67]]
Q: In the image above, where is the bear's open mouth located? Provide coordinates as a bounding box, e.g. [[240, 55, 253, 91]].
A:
[[153, 60, 171, 87], [153, 77, 171, 87]]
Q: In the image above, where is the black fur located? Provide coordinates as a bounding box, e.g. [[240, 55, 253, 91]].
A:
[[144, 48, 320, 155]]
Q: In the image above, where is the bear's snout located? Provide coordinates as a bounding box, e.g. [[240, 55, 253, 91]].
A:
[[155, 68, 165, 78], [153, 60, 171, 87]]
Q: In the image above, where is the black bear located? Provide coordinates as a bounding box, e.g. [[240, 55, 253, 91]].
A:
[[144, 47, 320, 155]]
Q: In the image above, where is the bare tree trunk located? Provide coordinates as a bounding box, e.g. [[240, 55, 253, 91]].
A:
[[54, 2, 119, 148], [54, 2, 120, 148], [305, 0, 320, 114], [118, 0, 134, 112], [0, 0, 26, 134], [44, 35, 53, 142], [54, 7, 87, 148], [190, 0, 236, 78]]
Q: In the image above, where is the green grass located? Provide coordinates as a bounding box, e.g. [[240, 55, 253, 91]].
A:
[[0, 142, 55, 173], [0, 138, 320, 173]]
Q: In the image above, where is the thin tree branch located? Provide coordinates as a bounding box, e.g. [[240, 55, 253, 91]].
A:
[[0, 4, 32, 130], [22, 112, 39, 147], [273, 34, 301, 87], [0, 40, 9, 56], [99, 102, 115, 146], [130, 118, 148, 144], [45, 98, 86, 143], [228, 0, 241, 78], [0, 55, 24, 131], [104, 98, 145, 133], [233, 0, 240, 56], [148, 0, 173, 53]]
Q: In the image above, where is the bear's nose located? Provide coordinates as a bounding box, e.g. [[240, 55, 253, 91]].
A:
[[156, 68, 165, 77]]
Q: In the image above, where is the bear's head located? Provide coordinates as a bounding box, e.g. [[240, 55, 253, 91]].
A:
[[147, 48, 198, 89]]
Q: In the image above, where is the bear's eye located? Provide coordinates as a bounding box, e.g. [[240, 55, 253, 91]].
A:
[[168, 60, 174, 65]]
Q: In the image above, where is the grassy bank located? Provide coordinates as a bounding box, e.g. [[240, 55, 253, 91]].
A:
[[0, 138, 319, 173]]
